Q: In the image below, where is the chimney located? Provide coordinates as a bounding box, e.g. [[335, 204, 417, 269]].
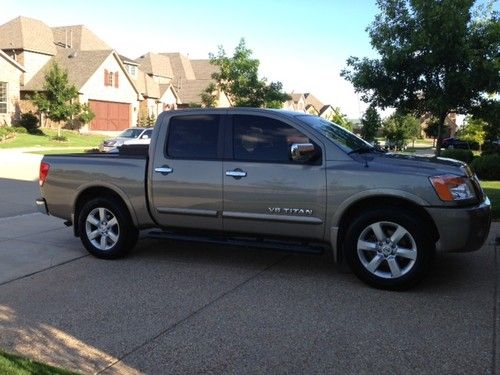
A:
[[70, 29, 73, 48]]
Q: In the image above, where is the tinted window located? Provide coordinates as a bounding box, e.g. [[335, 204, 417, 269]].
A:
[[143, 129, 153, 138], [233, 115, 312, 163], [119, 128, 144, 138], [167, 115, 219, 159]]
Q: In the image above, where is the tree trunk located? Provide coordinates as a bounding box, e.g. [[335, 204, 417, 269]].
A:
[[435, 112, 448, 156]]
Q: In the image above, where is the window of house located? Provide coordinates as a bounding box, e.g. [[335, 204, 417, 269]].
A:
[[108, 72, 114, 87], [233, 115, 315, 163], [166, 115, 220, 159], [0, 82, 7, 114], [127, 65, 136, 76]]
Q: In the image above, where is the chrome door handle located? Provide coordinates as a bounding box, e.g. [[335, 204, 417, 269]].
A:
[[154, 166, 173, 175], [225, 169, 247, 178]]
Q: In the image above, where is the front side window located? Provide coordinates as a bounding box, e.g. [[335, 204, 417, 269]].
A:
[[119, 128, 144, 138], [167, 115, 219, 159], [0, 82, 7, 114], [233, 115, 313, 163], [297, 115, 371, 153]]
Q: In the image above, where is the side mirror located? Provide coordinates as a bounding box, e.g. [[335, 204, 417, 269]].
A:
[[141, 134, 149, 139], [290, 143, 315, 161]]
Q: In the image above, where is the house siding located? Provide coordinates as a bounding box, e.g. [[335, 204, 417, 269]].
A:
[[19, 51, 52, 86], [0, 58, 22, 125], [79, 54, 139, 128]]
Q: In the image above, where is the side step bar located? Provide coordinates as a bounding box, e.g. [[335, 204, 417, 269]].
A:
[[147, 230, 326, 254]]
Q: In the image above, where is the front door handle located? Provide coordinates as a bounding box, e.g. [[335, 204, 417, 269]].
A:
[[225, 169, 247, 179], [155, 166, 173, 175]]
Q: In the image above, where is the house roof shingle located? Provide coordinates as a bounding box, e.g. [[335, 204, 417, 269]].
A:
[[0, 16, 56, 55], [304, 93, 324, 113], [52, 25, 111, 51], [133, 69, 160, 99], [190, 59, 218, 80], [161, 53, 196, 80], [175, 79, 211, 104], [23, 49, 114, 91], [135, 52, 173, 79]]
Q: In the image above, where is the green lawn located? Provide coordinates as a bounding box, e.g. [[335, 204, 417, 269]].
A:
[[0, 129, 105, 149], [481, 181, 500, 220], [0, 350, 79, 375]]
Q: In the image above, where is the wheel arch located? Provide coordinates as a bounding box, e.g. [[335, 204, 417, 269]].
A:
[[73, 185, 137, 237], [334, 195, 440, 262]]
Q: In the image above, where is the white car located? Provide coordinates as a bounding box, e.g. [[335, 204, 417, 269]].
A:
[[100, 127, 153, 152]]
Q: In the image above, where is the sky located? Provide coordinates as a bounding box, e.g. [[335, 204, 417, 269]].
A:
[[2, 0, 387, 118]]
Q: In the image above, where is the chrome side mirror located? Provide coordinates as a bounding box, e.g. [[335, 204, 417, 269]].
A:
[[290, 143, 315, 161]]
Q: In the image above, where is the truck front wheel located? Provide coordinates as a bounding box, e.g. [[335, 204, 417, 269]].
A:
[[343, 208, 434, 290], [78, 197, 139, 259]]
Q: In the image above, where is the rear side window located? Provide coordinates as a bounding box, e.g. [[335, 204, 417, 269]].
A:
[[167, 115, 219, 159], [233, 115, 312, 163]]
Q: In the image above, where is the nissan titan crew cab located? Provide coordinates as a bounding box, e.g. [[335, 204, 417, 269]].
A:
[[36, 108, 492, 290]]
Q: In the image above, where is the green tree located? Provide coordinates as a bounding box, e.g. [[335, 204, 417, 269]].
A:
[[383, 114, 420, 150], [341, 0, 499, 156], [78, 103, 95, 130], [361, 104, 381, 142], [424, 117, 451, 147], [329, 107, 354, 131], [32, 62, 81, 137], [202, 38, 291, 108], [458, 116, 487, 150]]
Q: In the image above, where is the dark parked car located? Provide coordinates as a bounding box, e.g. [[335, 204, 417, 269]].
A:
[[441, 137, 470, 150]]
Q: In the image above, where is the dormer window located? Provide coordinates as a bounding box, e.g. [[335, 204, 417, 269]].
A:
[[127, 65, 136, 76]]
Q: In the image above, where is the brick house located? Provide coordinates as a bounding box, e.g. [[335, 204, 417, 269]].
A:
[[0, 16, 141, 131], [0, 50, 25, 125]]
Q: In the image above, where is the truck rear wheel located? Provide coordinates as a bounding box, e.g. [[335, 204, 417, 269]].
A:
[[78, 197, 138, 259], [343, 208, 434, 290]]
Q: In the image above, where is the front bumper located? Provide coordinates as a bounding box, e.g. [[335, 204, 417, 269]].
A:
[[425, 196, 492, 253], [36, 198, 49, 215]]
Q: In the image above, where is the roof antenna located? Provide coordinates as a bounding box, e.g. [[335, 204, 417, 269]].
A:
[[65, 29, 68, 48], [70, 29, 73, 48]]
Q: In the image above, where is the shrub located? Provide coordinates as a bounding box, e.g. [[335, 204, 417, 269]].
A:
[[12, 126, 27, 134], [482, 142, 500, 155], [16, 112, 40, 134], [441, 149, 474, 164], [471, 154, 500, 180], [0, 126, 16, 141], [50, 135, 68, 142]]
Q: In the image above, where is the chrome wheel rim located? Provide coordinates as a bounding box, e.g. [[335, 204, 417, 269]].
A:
[[85, 207, 120, 251], [357, 221, 417, 279]]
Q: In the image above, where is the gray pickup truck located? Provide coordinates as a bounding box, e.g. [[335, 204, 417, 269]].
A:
[[36, 108, 491, 289]]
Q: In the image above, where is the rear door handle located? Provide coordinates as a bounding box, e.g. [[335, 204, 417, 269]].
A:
[[225, 169, 247, 178], [155, 166, 173, 175]]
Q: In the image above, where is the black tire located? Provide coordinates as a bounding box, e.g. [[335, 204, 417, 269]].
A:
[[78, 197, 139, 259], [343, 208, 434, 290]]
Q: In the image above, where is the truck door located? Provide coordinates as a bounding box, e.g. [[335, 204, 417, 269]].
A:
[[222, 114, 326, 240], [149, 114, 224, 231]]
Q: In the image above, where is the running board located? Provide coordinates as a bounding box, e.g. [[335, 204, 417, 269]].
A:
[[147, 230, 326, 254]]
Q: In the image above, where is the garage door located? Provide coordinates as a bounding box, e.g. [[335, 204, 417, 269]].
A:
[[88, 100, 131, 131]]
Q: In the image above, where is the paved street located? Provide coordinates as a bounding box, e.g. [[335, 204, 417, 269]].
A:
[[0, 149, 498, 374]]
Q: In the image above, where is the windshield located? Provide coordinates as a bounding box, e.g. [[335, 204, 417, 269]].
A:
[[297, 115, 372, 153], [118, 128, 144, 138]]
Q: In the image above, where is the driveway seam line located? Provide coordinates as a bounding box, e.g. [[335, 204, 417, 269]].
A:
[[97, 254, 289, 374], [0, 254, 89, 288], [493, 239, 499, 375]]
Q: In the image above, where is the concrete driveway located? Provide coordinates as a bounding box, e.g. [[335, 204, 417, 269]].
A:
[[0, 149, 498, 374]]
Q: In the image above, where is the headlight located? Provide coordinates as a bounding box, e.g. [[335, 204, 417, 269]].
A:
[[429, 175, 475, 201], [104, 140, 116, 146]]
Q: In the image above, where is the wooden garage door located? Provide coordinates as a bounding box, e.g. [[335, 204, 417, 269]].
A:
[[88, 100, 131, 131]]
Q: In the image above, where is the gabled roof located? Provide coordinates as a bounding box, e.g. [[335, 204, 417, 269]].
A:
[[52, 25, 110, 51], [319, 104, 334, 116], [190, 59, 218, 80], [159, 83, 180, 102], [135, 52, 173, 78], [304, 93, 324, 113], [23, 49, 139, 97], [291, 93, 305, 103], [0, 49, 25, 72], [161, 52, 196, 80], [119, 54, 139, 66], [133, 69, 160, 99], [0, 16, 56, 55]]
